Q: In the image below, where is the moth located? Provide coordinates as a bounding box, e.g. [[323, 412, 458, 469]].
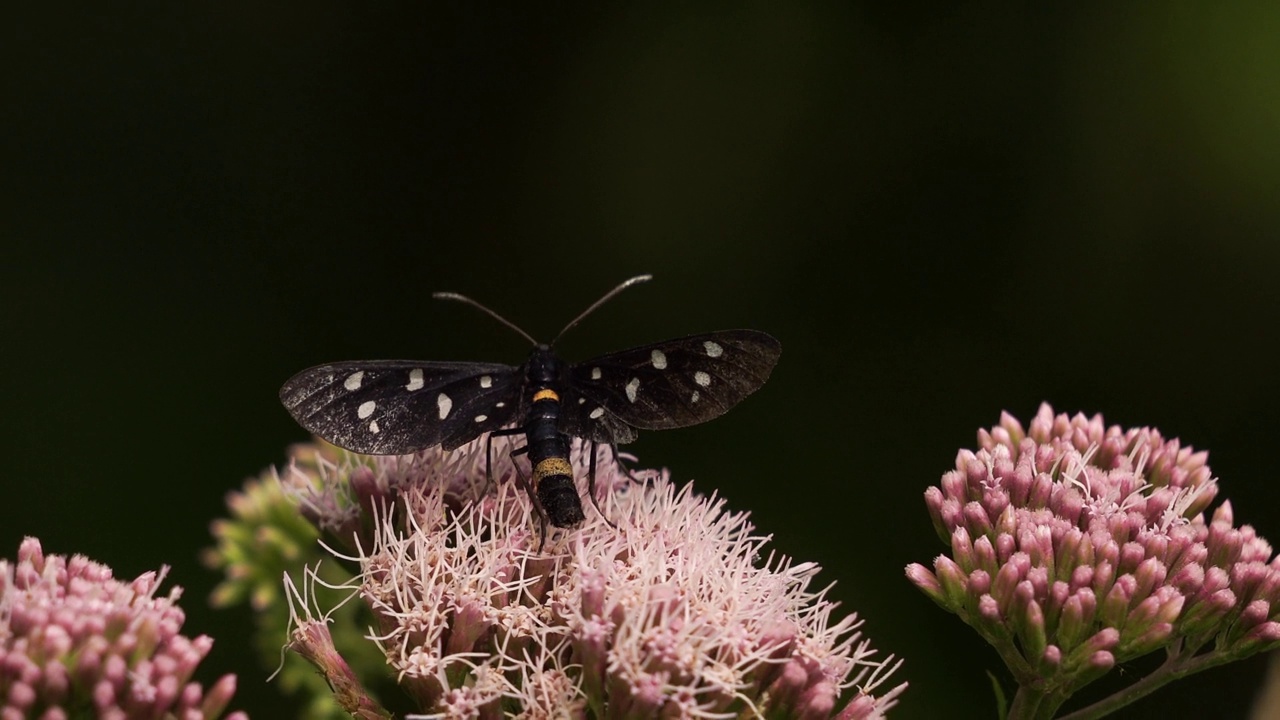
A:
[[279, 275, 780, 539]]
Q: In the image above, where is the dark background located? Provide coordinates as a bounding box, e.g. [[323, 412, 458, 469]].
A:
[[5, 4, 1279, 719]]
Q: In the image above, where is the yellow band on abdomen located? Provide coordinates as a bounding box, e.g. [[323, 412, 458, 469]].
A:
[[533, 457, 574, 486], [532, 388, 560, 403]]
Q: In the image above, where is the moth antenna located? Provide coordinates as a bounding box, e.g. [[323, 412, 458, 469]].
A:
[[551, 274, 653, 347], [432, 290, 538, 346]]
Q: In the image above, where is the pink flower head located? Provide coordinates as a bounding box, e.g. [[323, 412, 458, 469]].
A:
[[0, 537, 246, 720], [289, 437, 905, 718], [907, 404, 1280, 714]]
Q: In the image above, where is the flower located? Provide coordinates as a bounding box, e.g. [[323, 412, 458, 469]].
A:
[[205, 445, 391, 720], [0, 537, 246, 720], [280, 576, 392, 720], [286, 437, 905, 718], [906, 403, 1280, 718]]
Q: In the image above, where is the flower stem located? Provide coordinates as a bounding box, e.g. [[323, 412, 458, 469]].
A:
[[1055, 650, 1236, 720], [1008, 683, 1072, 720]]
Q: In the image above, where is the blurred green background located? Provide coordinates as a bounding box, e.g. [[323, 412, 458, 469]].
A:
[[5, 4, 1279, 718]]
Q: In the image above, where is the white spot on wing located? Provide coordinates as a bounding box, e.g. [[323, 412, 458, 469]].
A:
[[589, 407, 605, 419], [591, 367, 602, 380], [496, 402, 506, 408], [704, 341, 724, 358], [577, 397, 586, 404], [437, 393, 452, 419], [369, 420, 380, 433], [694, 371, 711, 387], [344, 371, 364, 391], [650, 349, 667, 369], [625, 377, 640, 403], [406, 369, 424, 391], [480, 375, 492, 388], [690, 391, 700, 403], [474, 414, 488, 423], [358, 400, 376, 419]]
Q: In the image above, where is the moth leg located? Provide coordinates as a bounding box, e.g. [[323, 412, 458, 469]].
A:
[[484, 426, 526, 494], [455, 430, 518, 522], [586, 440, 618, 529], [506, 442, 549, 552], [610, 444, 647, 484], [483, 427, 547, 550]]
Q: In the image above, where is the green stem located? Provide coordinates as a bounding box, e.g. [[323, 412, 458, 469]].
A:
[[1008, 683, 1073, 720], [1007, 686, 1047, 719], [1055, 650, 1235, 720]]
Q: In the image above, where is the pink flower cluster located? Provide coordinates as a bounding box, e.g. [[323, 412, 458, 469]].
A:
[[907, 404, 1280, 714], [1, 537, 245, 720], [285, 438, 905, 718]]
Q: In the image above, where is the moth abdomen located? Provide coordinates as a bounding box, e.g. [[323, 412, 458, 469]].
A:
[[533, 457, 585, 528]]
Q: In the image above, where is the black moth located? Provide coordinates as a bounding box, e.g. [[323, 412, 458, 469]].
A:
[[279, 275, 780, 541]]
